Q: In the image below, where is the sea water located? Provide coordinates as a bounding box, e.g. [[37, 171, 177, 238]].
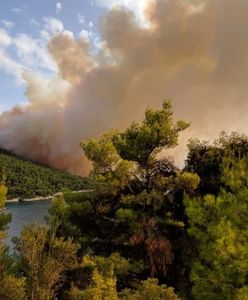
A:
[[5, 200, 51, 247]]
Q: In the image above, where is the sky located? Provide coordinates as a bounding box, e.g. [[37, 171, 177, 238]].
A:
[[1, 0, 248, 175], [0, 0, 147, 112]]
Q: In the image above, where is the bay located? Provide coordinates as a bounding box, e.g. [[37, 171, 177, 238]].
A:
[[5, 200, 51, 247]]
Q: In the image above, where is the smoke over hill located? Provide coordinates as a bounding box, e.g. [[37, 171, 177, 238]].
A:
[[1, 0, 248, 175]]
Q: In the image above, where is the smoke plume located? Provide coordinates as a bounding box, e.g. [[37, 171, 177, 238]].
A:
[[1, 0, 248, 175]]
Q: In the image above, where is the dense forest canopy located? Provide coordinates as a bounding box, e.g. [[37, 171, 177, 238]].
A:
[[0, 148, 92, 198], [0, 101, 247, 299]]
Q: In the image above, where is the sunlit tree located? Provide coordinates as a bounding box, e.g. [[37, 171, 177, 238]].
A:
[[14, 223, 79, 300], [185, 154, 248, 299], [52, 101, 197, 297]]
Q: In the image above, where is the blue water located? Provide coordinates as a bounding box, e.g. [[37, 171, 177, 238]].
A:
[[5, 200, 51, 247]]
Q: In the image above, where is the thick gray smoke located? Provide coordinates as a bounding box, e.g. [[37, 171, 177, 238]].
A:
[[1, 0, 248, 175]]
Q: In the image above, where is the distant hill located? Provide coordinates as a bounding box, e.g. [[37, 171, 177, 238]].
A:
[[0, 148, 91, 198]]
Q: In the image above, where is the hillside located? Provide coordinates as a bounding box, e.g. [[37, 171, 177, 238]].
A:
[[0, 148, 91, 198]]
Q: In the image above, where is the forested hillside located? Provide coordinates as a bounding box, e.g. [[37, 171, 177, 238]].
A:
[[0, 148, 91, 198]]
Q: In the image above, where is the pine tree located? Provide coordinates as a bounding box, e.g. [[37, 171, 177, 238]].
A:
[[0, 181, 26, 300], [51, 101, 196, 296], [185, 154, 248, 299]]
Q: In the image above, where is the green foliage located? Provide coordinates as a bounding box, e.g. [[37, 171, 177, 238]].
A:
[[120, 278, 180, 300], [2, 102, 248, 300], [177, 172, 200, 192], [82, 131, 136, 194], [82, 130, 120, 176], [0, 181, 26, 300], [68, 269, 119, 300], [68, 275, 180, 300], [235, 286, 248, 300], [112, 101, 189, 166], [185, 131, 248, 195], [185, 154, 248, 299], [51, 101, 195, 297], [0, 274, 26, 300], [82, 253, 130, 278], [0, 181, 11, 238], [14, 223, 80, 300], [0, 148, 92, 198], [0, 182, 7, 210]]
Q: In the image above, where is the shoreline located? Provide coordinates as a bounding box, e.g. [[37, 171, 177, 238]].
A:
[[5, 189, 94, 204], [6, 196, 53, 204]]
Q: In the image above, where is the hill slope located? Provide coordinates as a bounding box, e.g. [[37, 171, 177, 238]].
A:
[[0, 148, 91, 198]]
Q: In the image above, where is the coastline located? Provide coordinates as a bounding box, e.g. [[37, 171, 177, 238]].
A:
[[5, 189, 94, 204], [6, 195, 53, 204]]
